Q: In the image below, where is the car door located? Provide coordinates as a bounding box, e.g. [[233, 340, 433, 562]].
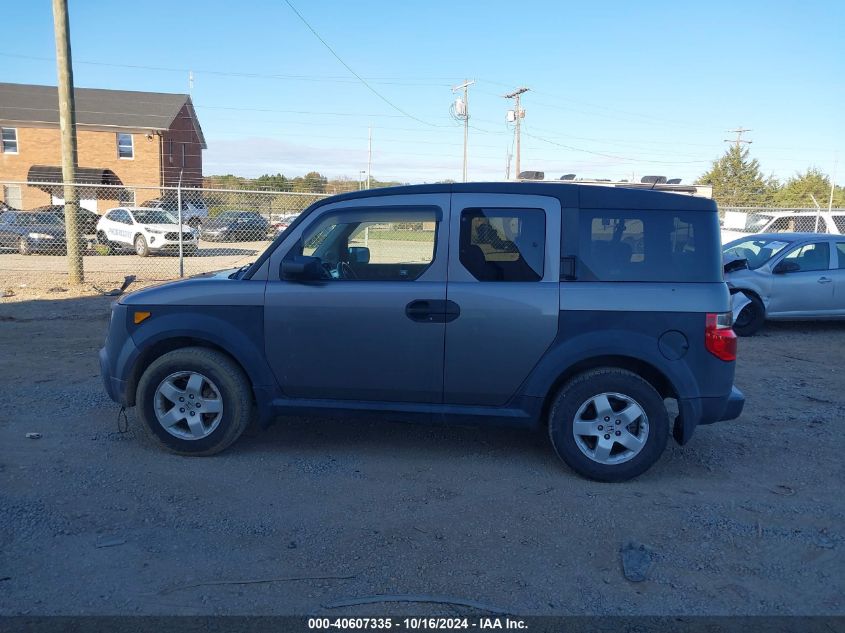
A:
[[0, 212, 14, 248], [444, 193, 561, 406], [264, 193, 450, 404], [767, 241, 834, 316]]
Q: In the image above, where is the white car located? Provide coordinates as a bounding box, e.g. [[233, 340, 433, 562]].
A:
[[721, 209, 845, 243], [96, 207, 198, 257]]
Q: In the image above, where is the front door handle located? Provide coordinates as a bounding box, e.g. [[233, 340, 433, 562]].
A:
[[405, 299, 461, 323], [818, 277, 832, 284]]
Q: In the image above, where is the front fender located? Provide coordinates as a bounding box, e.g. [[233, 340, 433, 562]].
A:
[[129, 306, 275, 389]]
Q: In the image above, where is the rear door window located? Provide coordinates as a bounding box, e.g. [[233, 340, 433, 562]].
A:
[[577, 209, 720, 282], [836, 243, 845, 269], [458, 208, 545, 281]]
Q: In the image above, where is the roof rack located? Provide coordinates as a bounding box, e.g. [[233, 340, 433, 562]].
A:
[[514, 175, 712, 198]]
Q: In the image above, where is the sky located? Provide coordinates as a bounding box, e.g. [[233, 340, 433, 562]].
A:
[[2, 0, 843, 185]]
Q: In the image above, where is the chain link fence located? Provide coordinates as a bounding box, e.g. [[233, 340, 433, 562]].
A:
[[3, 182, 845, 298], [0, 180, 327, 296]]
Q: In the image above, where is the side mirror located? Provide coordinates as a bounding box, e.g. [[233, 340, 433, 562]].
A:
[[348, 246, 370, 264], [773, 261, 800, 274], [281, 255, 323, 281]]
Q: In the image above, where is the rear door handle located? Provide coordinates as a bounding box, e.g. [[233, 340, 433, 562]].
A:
[[405, 299, 461, 323], [818, 277, 832, 284]]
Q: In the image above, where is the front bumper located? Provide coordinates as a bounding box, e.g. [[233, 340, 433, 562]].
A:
[[673, 385, 745, 444]]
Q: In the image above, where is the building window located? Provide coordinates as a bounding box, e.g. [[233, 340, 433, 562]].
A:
[[117, 133, 134, 159], [1, 128, 18, 154], [181, 143, 187, 167], [167, 139, 173, 164], [3, 185, 23, 209]]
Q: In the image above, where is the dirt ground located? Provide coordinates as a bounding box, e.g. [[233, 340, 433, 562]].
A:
[[0, 293, 843, 616]]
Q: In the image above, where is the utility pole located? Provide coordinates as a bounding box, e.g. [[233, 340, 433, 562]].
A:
[[505, 87, 529, 179], [452, 79, 474, 182], [367, 126, 372, 189], [52, 0, 83, 284], [724, 127, 752, 149]]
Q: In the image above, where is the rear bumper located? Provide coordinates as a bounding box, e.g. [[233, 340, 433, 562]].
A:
[[674, 385, 745, 444]]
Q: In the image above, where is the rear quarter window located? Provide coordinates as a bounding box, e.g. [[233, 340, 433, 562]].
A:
[[577, 208, 721, 282]]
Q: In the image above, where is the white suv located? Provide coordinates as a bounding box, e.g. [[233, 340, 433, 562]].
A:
[[96, 207, 198, 257], [721, 209, 845, 243]]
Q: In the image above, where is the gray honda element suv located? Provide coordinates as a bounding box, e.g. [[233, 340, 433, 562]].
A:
[[100, 183, 744, 481]]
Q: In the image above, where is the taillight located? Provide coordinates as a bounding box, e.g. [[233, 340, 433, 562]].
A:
[[705, 312, 737, 361]]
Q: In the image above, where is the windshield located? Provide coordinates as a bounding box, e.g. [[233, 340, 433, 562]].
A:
[[744, 213, 773, 232], [134, 210, 176, 225], [723, 237, 793, 269], [19, 213, 63, 226]]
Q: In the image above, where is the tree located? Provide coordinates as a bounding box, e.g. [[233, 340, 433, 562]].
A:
[[696, 146, 777, 207], [255, 173, 290, 191], [773, 168, 845, 208]]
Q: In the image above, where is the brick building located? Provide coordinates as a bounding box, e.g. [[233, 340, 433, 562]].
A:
[[0, 82, 206, 212]]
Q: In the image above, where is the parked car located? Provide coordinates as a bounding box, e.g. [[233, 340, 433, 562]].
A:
[[100, 183, 743, 482], [37, 205, 100, 236], [140, 194, 210, 228], [270, 213, 300, 236], [96, 207, 198, 257], [721, 209, 845, 243], [0, 210, 83, 255], [723, 232, 845, 336], [200, 211, 270, 242]]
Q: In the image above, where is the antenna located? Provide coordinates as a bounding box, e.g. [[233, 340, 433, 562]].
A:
[[188, 70, 194, 97]]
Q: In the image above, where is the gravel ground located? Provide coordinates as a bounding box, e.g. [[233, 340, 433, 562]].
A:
[[0, 294, 843, 616]]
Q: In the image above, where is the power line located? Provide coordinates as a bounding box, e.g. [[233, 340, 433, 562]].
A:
[[282, 0, 443, 127], [0, 52, 454, 86]]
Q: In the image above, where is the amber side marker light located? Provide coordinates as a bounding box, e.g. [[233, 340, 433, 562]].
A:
[[133, 311, 151, 325]]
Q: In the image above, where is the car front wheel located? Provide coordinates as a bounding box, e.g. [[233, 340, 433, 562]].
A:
[[135, 347, 254, 455], [548, 368, 669, 482], [733, 294, 765, 337], [134, 234, 149, 257]]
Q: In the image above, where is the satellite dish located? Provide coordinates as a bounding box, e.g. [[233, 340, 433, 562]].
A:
[[641, 175, 667, 184], [560, 174, 576, 180]]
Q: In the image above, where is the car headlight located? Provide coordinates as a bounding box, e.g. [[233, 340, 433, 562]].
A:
[[146, 228, 165, 234], [28, 232, 54, 239]]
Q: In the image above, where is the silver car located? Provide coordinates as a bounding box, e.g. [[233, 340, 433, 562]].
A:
[[724, 232, 845, 336]]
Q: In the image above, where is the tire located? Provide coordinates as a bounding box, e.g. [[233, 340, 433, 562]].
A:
[[184, 245, 199, 257], [134, 234, 149, 257], [18, 237, 31, 256], [97, 231, 117, 255], [548, 368, 669, 482], [733, 293, 765, 337], [135, 347, 255, 455]]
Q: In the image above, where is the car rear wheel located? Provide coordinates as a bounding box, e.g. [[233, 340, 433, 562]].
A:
[[134, 234, 149, 257], [733, 294, 765, 337], [548, 368, 669, 482], [135, 347, 254, 455], [18, 237, 31, 256]]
